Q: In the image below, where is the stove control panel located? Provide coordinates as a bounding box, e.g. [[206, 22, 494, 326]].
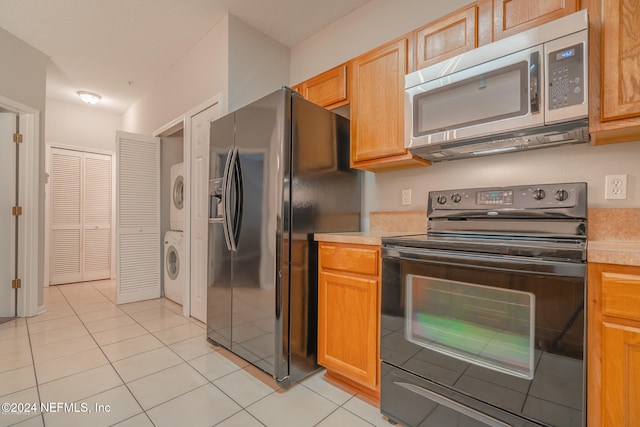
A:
[[428, 182, 587, 215]]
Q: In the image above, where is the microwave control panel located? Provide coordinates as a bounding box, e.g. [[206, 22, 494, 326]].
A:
[[548, 43, 584, 110]]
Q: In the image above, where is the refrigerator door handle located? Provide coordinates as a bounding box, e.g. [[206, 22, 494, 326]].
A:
[[230, 148, 243, 250], [222, 147, 235, 251]]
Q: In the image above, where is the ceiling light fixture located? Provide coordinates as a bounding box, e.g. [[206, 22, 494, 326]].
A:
[[77, 91, 102, 105]]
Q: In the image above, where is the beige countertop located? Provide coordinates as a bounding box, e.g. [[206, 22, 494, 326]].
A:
[[314, 211, 427, 246], [588, 240, 640, 267], [314, 231, 421, 246], [587, 208, 640, 267]]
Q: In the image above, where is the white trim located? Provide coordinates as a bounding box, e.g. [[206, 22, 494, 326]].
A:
[[0, 94, 41, 318], [44, 143, 117, 287], [153, 114, 185, 138], [45, 142, 116, 157]]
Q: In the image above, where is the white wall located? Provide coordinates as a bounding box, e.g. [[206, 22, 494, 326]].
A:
[[289, 0, 640, 221], [0, 26, 48, 309], [121, 14, 290, 136], [45, 99, 121, 152], [0, 27, 47, 112], [290, 0, 469, 84], [365, 142, 640, 213], [228, 15, 290, 111], [121, 17, 230, 135]]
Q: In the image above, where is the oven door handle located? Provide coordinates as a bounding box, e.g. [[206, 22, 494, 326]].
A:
[[383, 247, 585, 278], [395, 382, 511, 427]]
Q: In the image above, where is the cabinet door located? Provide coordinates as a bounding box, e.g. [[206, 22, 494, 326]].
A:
[[318, 270, 378, 388], [586, 0, 640, 144], [588, 265, 640, 427], [601, 323, 640, 427], [350, 37, 430, 171], [493, 0, 579, 40], [299, 64, 348, 109], [600, 0, 640, 122], [415, 4, 478, 70]]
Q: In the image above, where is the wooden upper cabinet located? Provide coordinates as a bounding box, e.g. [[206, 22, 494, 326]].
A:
[[414, 4, 479, 70], [292, 63, 348, 110], [493, 0, 579, 40], [585, 0, 640, 144], [350, 36, 430, 172], [601, 0, 640, 121]]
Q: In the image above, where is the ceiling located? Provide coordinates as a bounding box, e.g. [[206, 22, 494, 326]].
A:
[[0, 0, 369, 114]]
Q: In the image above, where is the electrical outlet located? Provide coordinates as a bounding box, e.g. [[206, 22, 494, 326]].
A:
[[605, 174, 628, 200], [401, 188, 412, 206]]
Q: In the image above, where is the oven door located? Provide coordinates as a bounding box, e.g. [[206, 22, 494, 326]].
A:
[[381, 246, 585, 427]]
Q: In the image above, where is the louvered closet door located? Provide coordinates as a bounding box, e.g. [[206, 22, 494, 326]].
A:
[[116, 131, 161, 304], [50, 149, 113, 285], [83, 153, 112, 281], [50, 149, 83, 285]]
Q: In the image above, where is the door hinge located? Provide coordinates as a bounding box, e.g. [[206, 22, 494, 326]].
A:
[[13, 133, 23, 143], [11, 279, 21, 289], [12, 206, 23, 216]]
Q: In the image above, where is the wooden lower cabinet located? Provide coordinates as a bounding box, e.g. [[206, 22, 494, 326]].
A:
[[588, 263, 640, 426], [317, 242, 381, 401]]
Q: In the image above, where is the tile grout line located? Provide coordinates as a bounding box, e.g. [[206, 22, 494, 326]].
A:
[[77, 281, 253, 425], [28, 281, 385, 427], [21, 317, 46, 427], [51, 281, 157, 427]]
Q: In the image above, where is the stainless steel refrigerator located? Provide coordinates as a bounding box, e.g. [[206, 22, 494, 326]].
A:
[[207, 87, 361, 387]]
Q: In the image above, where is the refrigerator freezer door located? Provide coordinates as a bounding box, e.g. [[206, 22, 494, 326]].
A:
[[207, 114, 234, 349]]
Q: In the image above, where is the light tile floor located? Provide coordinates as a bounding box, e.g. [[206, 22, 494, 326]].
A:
[[0, 280, 390, 427]]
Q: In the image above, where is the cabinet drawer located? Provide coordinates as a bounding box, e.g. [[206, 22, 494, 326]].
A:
[[319, 243, 379, 276], [602, 272, 640, 321]]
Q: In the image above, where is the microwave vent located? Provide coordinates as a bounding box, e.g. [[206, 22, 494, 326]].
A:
[[448, 137, 532, 155]]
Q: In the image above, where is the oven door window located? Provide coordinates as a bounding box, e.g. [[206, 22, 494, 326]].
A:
[[406, 275, 535, 379]]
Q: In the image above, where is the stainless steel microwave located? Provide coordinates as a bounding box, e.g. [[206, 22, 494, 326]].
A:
[[405, 10, 589, 162]]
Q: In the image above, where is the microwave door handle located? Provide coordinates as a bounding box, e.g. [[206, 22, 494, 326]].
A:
[[529, 51, 540, 114]]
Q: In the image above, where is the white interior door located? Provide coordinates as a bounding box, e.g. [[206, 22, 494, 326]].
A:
[[117, 131, 161, 304], [190, 104, 220, 322], [0, 113, 17, 317], [49, 149, 113, 285]]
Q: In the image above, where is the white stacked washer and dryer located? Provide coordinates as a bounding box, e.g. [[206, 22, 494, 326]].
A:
[[164, 163, 184, 304]]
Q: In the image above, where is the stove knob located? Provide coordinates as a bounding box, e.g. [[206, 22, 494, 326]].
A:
[[451, 193, 462, 203], [533, 189, 546, 200], [555, 189, 569, 201], [437, 195, 447, 204]]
